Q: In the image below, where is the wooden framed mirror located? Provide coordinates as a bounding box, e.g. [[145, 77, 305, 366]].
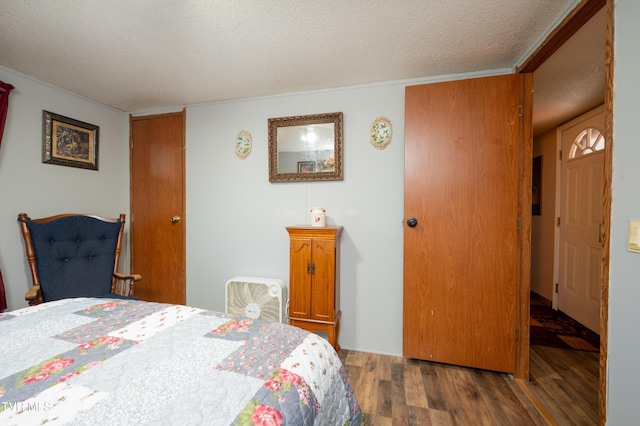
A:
[[268, 112, 343, 183]]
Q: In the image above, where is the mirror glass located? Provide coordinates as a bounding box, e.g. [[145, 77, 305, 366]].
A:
[[268, 112, 343, 182]]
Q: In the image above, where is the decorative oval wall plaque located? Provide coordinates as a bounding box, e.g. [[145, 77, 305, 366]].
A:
[[370, 117, 392, 150], [235, 130, 252, 159]]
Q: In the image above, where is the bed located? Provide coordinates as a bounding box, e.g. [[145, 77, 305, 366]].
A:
[[0, 298, 363, 425]]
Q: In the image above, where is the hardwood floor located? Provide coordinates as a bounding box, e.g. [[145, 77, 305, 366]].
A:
[[338, 344, 599, 425]]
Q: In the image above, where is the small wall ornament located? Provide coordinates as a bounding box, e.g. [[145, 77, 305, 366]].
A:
[[234, 130, 252, 159], [370, 116, 392, 150]]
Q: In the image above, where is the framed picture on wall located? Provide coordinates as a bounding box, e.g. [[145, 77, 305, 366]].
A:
[[532, 155, 542, 215], [42, 110, 99, 170], [297, 161, 315, 173]]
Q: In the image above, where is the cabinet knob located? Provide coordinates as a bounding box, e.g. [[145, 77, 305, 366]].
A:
[[406, 217, 418, 227]]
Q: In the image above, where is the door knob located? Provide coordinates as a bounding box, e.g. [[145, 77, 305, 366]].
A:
[[406, 217, 418, 227], [170, 215, 181, 223]]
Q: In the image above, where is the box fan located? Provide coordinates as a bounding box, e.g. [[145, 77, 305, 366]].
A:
[[225, 276, 288, 323]]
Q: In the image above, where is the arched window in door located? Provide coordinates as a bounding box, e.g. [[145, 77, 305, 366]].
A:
[[569, 127, 605, 159]]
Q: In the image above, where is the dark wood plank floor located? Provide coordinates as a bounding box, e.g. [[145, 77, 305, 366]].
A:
[[338, 344, 599, 425]]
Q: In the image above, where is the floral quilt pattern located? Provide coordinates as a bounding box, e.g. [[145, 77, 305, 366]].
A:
[[0, 298, 362, 425]]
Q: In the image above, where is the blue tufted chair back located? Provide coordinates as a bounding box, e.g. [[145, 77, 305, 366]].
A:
[[20, 214, 123, 302]]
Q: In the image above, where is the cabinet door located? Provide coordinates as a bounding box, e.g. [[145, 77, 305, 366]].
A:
[[289, 238, 312, 318], [310, 239, 336, 321]]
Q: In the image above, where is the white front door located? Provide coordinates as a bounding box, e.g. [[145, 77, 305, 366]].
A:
[[558, 105, 605, 333]]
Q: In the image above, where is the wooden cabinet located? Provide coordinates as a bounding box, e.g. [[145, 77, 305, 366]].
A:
[[286, 226, 342, 350]]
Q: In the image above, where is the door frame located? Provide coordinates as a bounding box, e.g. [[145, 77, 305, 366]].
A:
[[517, 0, 610, 424]]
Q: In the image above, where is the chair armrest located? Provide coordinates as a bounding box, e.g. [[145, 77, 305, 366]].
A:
[[25, 285, 43, 306], [113, 272, 142, 281], [112, 272, 142, 297]]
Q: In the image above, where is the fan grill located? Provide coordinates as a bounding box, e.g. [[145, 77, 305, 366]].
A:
[[225, 277, 286, 323]]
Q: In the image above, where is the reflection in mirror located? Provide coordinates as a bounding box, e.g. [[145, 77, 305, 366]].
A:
[[277, 123, 335, 173], [268, 112, 343, 182]]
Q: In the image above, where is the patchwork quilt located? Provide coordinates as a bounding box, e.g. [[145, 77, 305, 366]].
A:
[[0, 298, 362, 425]]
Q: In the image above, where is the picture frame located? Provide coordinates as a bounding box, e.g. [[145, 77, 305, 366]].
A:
[[297, 161, 316, 173], [42, 110, 99, 170]]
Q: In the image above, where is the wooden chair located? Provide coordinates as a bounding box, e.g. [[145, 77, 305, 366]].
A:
[[18, 213, 142, 306]]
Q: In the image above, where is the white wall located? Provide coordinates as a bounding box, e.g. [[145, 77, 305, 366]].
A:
[[0, 67, 130, 311], [185, 85, 406, 354], [607, 0, 640, 422], [531, 129, 558, 301]]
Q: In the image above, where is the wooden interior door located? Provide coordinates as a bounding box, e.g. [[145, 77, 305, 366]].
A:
[[403, 74, 532, 374], [130, 110, 186, 305], [558, 107, 605, 333]]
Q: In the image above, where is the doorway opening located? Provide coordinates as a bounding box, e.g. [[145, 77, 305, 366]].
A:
[[522, 0, 609, 423]]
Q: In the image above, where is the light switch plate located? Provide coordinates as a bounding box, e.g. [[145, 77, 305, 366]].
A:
[[628, 220, 640, 253]]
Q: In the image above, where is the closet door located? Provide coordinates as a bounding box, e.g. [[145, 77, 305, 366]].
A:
[[130, 110, 186, 305], [403, 74, 532, 374]]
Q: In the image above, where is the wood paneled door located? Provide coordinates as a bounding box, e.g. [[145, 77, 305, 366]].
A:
[[403, 74, 532, 376], [130, 110, 186, 305]]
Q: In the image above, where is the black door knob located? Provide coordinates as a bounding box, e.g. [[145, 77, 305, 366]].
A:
[[406, 217, 418, 227]]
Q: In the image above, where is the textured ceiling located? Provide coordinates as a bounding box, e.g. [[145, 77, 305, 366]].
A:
[[0, 1, 603, 135], [533, 7, 606, 135]]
